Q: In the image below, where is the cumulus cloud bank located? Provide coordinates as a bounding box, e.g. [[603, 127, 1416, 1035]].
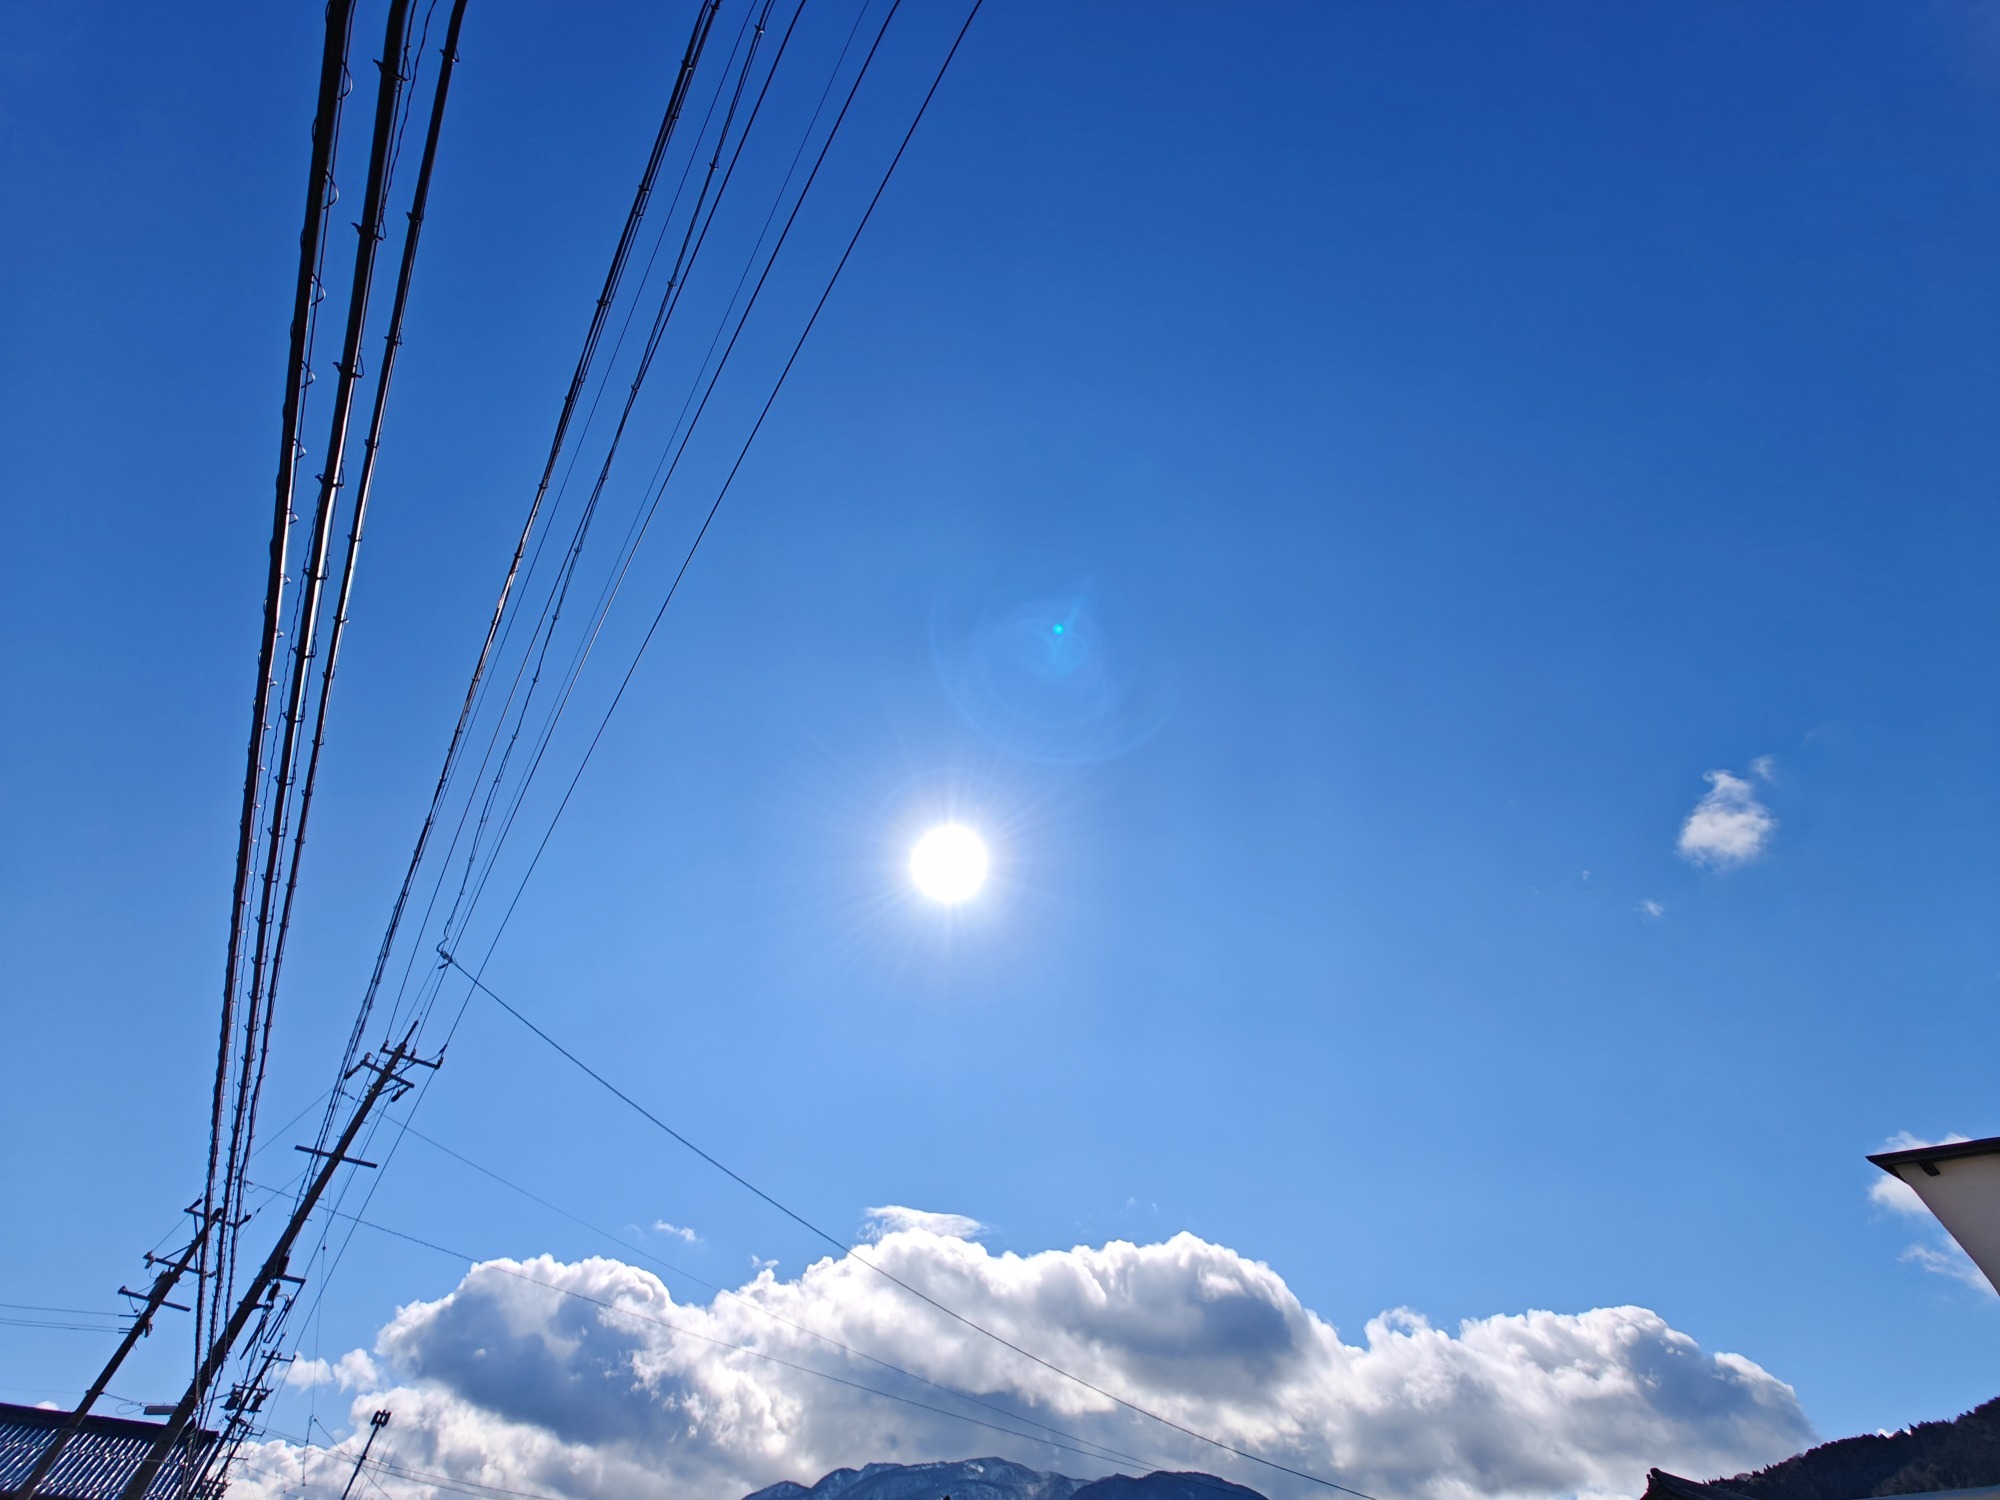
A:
[[1677, 770, 1776, 870], [236, 1219, 1810, 1500]]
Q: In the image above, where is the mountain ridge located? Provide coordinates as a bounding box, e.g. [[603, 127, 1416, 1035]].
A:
[[1643, 1395, 2000, 1500], [741, 1457, 1268, 1500]]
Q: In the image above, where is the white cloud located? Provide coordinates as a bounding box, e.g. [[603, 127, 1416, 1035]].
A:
[[1900, 1242, 1995, 1294], [654, 1222, 700, 1245], [1638, 900, 1666, 920], [1880, 1130, 1970, 1152], [232, 1220, 1811, 1500], [1677, 771, 1776, 870], [285, 1351, 382, 1390], [1749, 756, 1776, 783], [864, 1205, 985, 1240], [1868, 1174, 1926, 1216]]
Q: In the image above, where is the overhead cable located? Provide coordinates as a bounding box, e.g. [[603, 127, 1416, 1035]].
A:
[[447, 0, 970, 994], [357, 0, 824, 1064], [202, 0, 360, 1382], [289, 0, 987, 1408], [212, 0, 419, 1367], [286, 0, 759, 1355], [199, 15, 472, 1474], [287, 4, 1008, 1466], [405, 0, 801, 1045], [263, 0, 472, 1133], [324, 0, 732, 1115]]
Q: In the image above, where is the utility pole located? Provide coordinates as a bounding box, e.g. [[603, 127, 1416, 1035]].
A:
[[116, 1035, 435, 1500], [337, 1410, 392, 1500], [13, 1217, 215, 1500]]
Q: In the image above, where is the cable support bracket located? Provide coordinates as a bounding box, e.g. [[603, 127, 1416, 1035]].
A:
[[293, 1144, 378, 1168], [118, 1285, 189, 1312]]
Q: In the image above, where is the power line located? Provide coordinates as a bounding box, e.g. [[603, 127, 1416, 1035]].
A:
[[363, 0, 838, 1071], [212, 0, 422, 1383], [0, 1318, 131, 1335], [296, 0, 950, 1337], [445, 0, 978, 1005], [363, 0, 775, 1050], [203, 0, 360, 1392], [283, 0, 769, 1365], [179, 22, 476, 1488], [187, 10, 443, 1472], [398, 0, 808, 1051], [262, 4, 758, 1449], [321, 0, 731, 1119], [440, 955, 1376, 1500], [363, 0, 891, 1069], [274, 19, 1235, 1495], [264, 0, 471, 1143]]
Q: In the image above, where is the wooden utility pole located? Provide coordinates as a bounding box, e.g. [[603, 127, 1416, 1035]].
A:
[[337, 1410, 392, 1500], [115, 1037, 433, 1500], [13, 1217, 215, 1500]]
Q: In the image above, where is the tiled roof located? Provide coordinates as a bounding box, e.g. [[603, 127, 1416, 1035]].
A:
[[0, 1402, 216, 1500]]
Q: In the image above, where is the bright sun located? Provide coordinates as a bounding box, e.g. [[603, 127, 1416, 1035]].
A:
[[910, 824, 988, 904]]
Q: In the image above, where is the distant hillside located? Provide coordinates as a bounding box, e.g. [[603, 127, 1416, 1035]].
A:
[[742, 1457, 1267, 1500], [1070, 1474, 1266, 1500], [1645, 1396, 2000, 1500]]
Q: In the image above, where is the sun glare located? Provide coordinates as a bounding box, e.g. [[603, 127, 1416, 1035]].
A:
[[910, 823, 988, 904]]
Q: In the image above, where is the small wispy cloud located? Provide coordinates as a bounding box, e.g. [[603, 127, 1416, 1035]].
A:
[[1902, 1242, 1996, 1295], [653, 1220, 699, 1244], [1637, 899, 1666, 920], [1678, 768, 1776, 870], [1750, 755, 1777, 782]]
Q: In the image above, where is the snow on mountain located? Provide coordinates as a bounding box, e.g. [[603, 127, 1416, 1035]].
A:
[[741, 1458, 1266, 1500]]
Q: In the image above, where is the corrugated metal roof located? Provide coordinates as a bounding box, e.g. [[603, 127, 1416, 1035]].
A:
[[0, 1402, 217, 1500]]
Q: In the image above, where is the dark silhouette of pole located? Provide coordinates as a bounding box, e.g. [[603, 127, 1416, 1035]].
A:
[[338, 1410, 392, 1500], [117, 1037, 430, 1500], [13, 1220, 214, 1500]]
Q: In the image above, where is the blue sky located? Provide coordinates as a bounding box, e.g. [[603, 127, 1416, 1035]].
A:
[[4, 1, 2000, 1492]]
